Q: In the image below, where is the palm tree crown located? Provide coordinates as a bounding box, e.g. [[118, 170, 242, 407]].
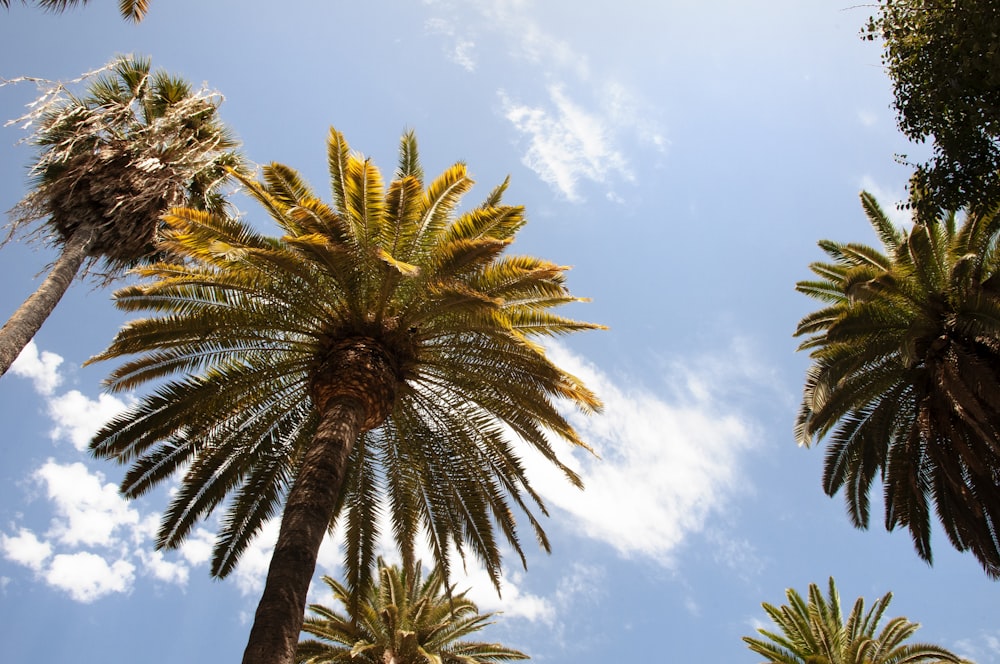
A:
[[743, 577, 969, 664], [0, 0, 150, 22], [297, 558, 529, 664], [89, 127, 602, 664], [0, 55, 241, 375], [795, 192, 1000, 578]]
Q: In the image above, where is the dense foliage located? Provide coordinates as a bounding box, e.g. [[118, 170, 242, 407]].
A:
[[0, 56, 240, 376], [865, 0, 1000, 217], [298, 559, 528, 664], [744, 577, 969, 664], [89, 127, 601, 664], [795, 193, 1000, 578]]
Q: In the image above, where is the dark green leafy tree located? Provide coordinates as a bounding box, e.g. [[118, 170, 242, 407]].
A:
[[795, 192, 1000, 578], [864, 0, 1000, 217], [0, 55, 241, 376], [0, 0, 149, 21], [744, 577, 970, 664], [297, 558, 529, 664], [88, 127, 602, 664]]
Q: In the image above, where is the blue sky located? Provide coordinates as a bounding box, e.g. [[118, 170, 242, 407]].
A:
[[0, 1, 997, 662]]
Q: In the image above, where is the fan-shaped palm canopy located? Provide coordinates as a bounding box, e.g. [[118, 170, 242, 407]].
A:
[[297, 558, 528, 664], [7, 55, 240, 272], [0, 55, 241, 377], [795, 192, 1000, 578], [89, 127, 602, 663], [743, 577, 969, 664]]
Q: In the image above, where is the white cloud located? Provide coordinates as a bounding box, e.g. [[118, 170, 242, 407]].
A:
[[44, 551, 135, 602], [1, 528, 52, 571], [454, 564, 555, 624], [857, 109, 879, 127], [9, 343, 132, 452], [10, 340, 63, 395], [178, 527, 215, 567], [47, 389, 131, 452], [955, 631, 1000, 664], [525, 341, 761, 566], [425, 17, 477, 72], [424, 0, 663, 201], [34, 460, 140, 548], [137, 549, 189, 586], [478, 0, 589, 79], [231, 519, 280, 597], [501, 86, 631, 202]]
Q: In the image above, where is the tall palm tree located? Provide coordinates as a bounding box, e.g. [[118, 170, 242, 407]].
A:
[[88, 127, 602, 664], [297, 558, 529, 664], [0, 0, 150, 22], [795, 192, 1000, 578], [743, 577, 970, 664], [0, 55, 241, 376]]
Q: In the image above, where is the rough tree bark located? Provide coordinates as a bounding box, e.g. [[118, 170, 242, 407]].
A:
[[241, 338, 401, 664], [0, 230, 92, 377]]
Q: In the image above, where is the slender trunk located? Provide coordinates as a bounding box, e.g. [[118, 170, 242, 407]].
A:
[[0, 230, 92, 377], [241, 399, 366, 664]]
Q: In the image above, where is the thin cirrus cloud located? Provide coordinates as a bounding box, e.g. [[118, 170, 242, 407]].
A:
[[529, 341, 763, 566], [500, 86, 632, 203], [1, 338, 765, 619], [424, 1, 664, 202]]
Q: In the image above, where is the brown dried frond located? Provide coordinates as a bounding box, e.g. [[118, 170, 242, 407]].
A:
[[3, 59, 241, 283]]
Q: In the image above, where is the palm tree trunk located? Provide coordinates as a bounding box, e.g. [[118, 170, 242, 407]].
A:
[[0, 230, 92, 377], [241, 398, 366, 664]]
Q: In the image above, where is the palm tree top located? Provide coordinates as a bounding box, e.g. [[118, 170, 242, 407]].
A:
[[297, 558, 529, 664], [795, 192, 1000, 578], [4, 55, 241, 281], [89, 125, 603, 604], [744, 577, 971, 664]]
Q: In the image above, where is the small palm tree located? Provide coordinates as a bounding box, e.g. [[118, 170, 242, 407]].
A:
[[89, 127, 602, 664], [0, 0, 150, 22], [795, 192, 1000, 578], [297, 558, 528, 664], [0, 55, 241, 376], [743, 577, 969, 664]]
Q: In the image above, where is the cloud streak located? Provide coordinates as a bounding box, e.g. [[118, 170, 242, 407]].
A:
[[527, 341, 762, 566], [2, 339, 765, 623], [423, 0, 664, 202]]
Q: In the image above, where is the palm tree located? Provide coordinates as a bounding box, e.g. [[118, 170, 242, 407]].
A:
[[0, 55, 241, 376], [297, 558, 528, 664], [0, 0, 150, 22], [88, 127, 602, 664], [795, 192, 1000, 578], [743, 577, 970, 664]]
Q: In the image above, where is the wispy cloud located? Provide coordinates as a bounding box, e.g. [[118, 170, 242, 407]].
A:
[[425, 17, 477, 72], [2, 339, 767, 624], [500, 86, 631, 202], [423, 1, 664, 202], [526, 341, 764, 566]]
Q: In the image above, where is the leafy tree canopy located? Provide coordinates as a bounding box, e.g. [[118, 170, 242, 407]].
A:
[[865, 0, 1000, 217]]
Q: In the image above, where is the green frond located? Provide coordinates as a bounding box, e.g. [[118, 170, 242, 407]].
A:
[[860, 190, 904, 252], [90, 126, 601, 641], [796, 191, 1000, 577], [396, 129, 423, 182], [298, 559, 526, 664], [745, 578, 964, 664]]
